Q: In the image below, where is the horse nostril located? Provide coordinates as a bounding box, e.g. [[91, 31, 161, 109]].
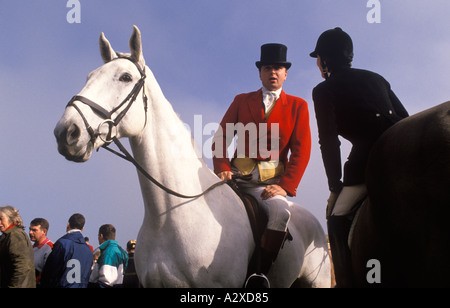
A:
[[66, 123, 81, 144]]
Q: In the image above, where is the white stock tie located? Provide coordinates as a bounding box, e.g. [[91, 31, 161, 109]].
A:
[[263, 92, 277, 113]]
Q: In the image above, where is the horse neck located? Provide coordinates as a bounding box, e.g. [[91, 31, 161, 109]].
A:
[[128, 77, 214, 222]]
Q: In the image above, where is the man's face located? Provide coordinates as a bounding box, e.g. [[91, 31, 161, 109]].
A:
[[0, 214, 11, 232], [29, 224, 47, 243], [259, 64, 288, 91], [98, 233, 105, 245]]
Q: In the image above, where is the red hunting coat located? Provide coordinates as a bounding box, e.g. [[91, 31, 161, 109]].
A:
[[212, 89, 311, 196]]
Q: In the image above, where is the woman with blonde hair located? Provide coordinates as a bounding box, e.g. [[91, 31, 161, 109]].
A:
[[0, 205, 36, 288]]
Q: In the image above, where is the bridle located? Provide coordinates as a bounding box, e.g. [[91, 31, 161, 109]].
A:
[[66, 55, 226, 199], [67, 55, 148, 145]]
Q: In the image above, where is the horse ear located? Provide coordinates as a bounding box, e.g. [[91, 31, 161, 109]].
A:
[[129, 25, 145, 68], [99, 32, 117, 63]]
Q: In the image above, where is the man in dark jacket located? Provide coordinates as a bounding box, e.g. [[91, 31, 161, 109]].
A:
[[310, 28, 409, 287], [41, 213, 93, 288], [0, 206, 36, 288]]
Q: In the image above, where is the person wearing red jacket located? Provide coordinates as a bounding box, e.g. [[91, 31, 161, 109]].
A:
[[212, 43, 311, 287], [29, 218, 54, 286]]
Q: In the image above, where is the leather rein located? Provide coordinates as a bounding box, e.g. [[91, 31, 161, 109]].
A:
[[67, 55, 226, 199]]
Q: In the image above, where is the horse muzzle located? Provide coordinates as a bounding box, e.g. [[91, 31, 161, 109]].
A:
[[54, 121, 93, 162]]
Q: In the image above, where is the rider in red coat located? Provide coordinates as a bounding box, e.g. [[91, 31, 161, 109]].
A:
[[212, 43, 311, 287], [212, 88, 311, 197]]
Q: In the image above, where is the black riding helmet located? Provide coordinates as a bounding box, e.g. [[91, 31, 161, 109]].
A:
[[310, 27, 354, 65]]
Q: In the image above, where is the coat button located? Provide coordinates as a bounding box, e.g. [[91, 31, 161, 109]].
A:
[[375, 113, 381, 117]]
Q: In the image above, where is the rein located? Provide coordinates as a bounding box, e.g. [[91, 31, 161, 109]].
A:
[[67, 55, 227, 199], [103, 137, 227, 199]]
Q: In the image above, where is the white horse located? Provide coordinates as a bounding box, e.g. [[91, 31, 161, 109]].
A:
[[54, 26, 331, 288]]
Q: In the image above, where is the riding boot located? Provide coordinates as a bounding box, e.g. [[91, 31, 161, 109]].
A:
[[245, 229, 287, 288], [327, 215, 354, 288]]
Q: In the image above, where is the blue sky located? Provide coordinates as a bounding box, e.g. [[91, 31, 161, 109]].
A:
[[1, 1, 449, 248]]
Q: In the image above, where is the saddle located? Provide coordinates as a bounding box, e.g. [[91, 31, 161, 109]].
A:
[[227, 176, 268, 244], [226, 176, 292, 278]]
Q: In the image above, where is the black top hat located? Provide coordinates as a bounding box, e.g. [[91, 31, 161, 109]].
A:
[[256, 43, 292, 69]]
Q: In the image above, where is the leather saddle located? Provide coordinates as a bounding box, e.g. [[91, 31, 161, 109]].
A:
[[226, 176, 292, 278], [227, 176, 268, 244]]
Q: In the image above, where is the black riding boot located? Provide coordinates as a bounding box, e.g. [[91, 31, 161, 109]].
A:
[[245, 229, 287, 288], [328, 215, 354, 288]]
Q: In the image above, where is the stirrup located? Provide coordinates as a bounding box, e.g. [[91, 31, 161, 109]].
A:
[[244, 273, 270, 288]]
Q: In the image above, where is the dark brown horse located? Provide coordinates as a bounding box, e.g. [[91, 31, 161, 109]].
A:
[[351, 101, 450, 287]]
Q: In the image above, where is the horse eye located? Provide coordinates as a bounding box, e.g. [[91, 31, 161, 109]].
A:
[[119, 73, 132, 82]]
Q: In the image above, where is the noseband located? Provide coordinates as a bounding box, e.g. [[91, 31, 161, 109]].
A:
[[67, 55, 148, 145]]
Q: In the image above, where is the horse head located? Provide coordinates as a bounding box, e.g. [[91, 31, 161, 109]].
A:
[[54, 25, 149, 162]]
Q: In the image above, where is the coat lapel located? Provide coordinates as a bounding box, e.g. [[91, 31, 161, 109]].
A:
[[248, 89, 265, 123], [266, 90, 289, 123], [246, 89, 290, 123]]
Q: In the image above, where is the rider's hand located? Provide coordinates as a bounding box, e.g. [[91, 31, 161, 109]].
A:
[[218, 171, 233, 181], [261, 184, 287, 200]]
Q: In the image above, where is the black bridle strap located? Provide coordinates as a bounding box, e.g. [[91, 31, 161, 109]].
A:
[[67, 56, 147, 143], [67, 98, 97, 142], [112, 78, 146, 125], [69, 95, 111, 119], [68, 76, 146, 127]]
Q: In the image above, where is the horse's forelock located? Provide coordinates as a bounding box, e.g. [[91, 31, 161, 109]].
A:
[[116, 51, 131, 58]]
